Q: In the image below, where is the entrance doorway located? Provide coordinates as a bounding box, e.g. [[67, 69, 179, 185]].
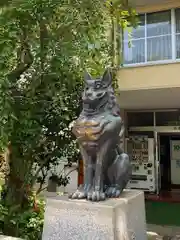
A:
[[159, 134, 171, 191], [159, 133, 180, 192]]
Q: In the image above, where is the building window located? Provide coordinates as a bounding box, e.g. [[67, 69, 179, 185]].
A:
[[127, 112, 154, 127], [123, 8, 180, 65], [176, 8, 180, 58], [155, 111, 180, 126]]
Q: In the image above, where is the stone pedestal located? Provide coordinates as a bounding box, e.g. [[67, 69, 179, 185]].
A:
[[42, 190, 147, 240], [0, 236, 22, 240]]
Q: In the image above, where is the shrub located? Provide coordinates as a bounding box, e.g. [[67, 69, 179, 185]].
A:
[[0, 188, 45, 240]]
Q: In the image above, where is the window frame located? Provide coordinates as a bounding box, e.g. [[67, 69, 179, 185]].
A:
[[123, 8, 180, 67]]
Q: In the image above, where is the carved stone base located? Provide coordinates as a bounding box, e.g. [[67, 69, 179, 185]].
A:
[[42, 190, 147, 240]]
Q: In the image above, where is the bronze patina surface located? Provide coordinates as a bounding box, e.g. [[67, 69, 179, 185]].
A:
[[69, 69, 131, 201]]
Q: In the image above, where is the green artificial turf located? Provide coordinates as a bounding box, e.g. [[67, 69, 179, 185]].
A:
[[145, 200, 180, 226]]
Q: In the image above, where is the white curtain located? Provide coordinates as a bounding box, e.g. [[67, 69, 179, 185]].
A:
[[123, 15, 145, 64], [175, 8, 180, 59], [147, 11, 172, 61], [123, 10, 172, 64], [123, 39, 145, 64]]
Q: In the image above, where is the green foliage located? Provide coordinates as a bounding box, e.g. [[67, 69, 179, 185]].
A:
[[49, 174, 70, 186], [0, 0, 112, 236], [0, 192, 45, 240], [0, 0, 138, 171], [0, 0, 106, 192]]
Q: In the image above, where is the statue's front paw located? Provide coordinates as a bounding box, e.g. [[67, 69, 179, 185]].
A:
[[69, 189, 87, 199], [105, 185, 122, 198], [88, 190, 106, 202]]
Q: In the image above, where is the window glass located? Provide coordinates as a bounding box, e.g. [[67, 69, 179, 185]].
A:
[[155, 111, 180, 126], [147, 11, 171, 37], [175, 8, 180, 33], [147, 10, 172, 61], [175, 8, 180, 59], [123, 10, 173, 64], [147, 35, 172, 61], [124, 15, 145, 40], [123, 15, 145, 64], [123, 39, 145, 64], [176, 35, 180, 59], [127, 112, 154, 127]]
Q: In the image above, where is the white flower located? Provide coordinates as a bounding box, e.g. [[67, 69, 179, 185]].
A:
[[58, 130, 65, 136], [69, 120, 75, 129]]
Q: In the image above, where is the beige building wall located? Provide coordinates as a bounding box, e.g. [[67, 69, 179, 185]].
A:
[[135, 0, 180, 13], [118, 0, 180, 92], [118, 62, 180, 91]]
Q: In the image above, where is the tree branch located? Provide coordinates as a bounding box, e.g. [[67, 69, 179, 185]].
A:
[[31, 157, 50, 186], [36, 168, 47, 195], [36, 167, 78, 195], [8, 26, 33, 83]]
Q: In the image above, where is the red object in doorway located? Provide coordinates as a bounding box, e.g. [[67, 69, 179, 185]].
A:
[[78, 159, 84, 186]]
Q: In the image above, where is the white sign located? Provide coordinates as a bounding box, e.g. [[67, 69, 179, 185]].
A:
[[171, 140, 180, 159]]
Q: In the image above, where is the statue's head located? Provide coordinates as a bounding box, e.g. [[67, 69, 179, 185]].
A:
[[82, 69, 112, 111]]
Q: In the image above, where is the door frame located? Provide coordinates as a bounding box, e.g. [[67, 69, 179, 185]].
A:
[[154, 131, 161, 194]]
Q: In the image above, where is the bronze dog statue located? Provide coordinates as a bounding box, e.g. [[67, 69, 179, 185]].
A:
[[69, 69, 131, 201]]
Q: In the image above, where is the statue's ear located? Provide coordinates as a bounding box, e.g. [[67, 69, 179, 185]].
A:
[[102, 69, 112, 87], [84, 71, 92, 83]]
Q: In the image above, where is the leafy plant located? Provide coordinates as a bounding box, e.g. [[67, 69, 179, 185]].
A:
[[49, 174, 70, 187], [0, 190, 45, 240]]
